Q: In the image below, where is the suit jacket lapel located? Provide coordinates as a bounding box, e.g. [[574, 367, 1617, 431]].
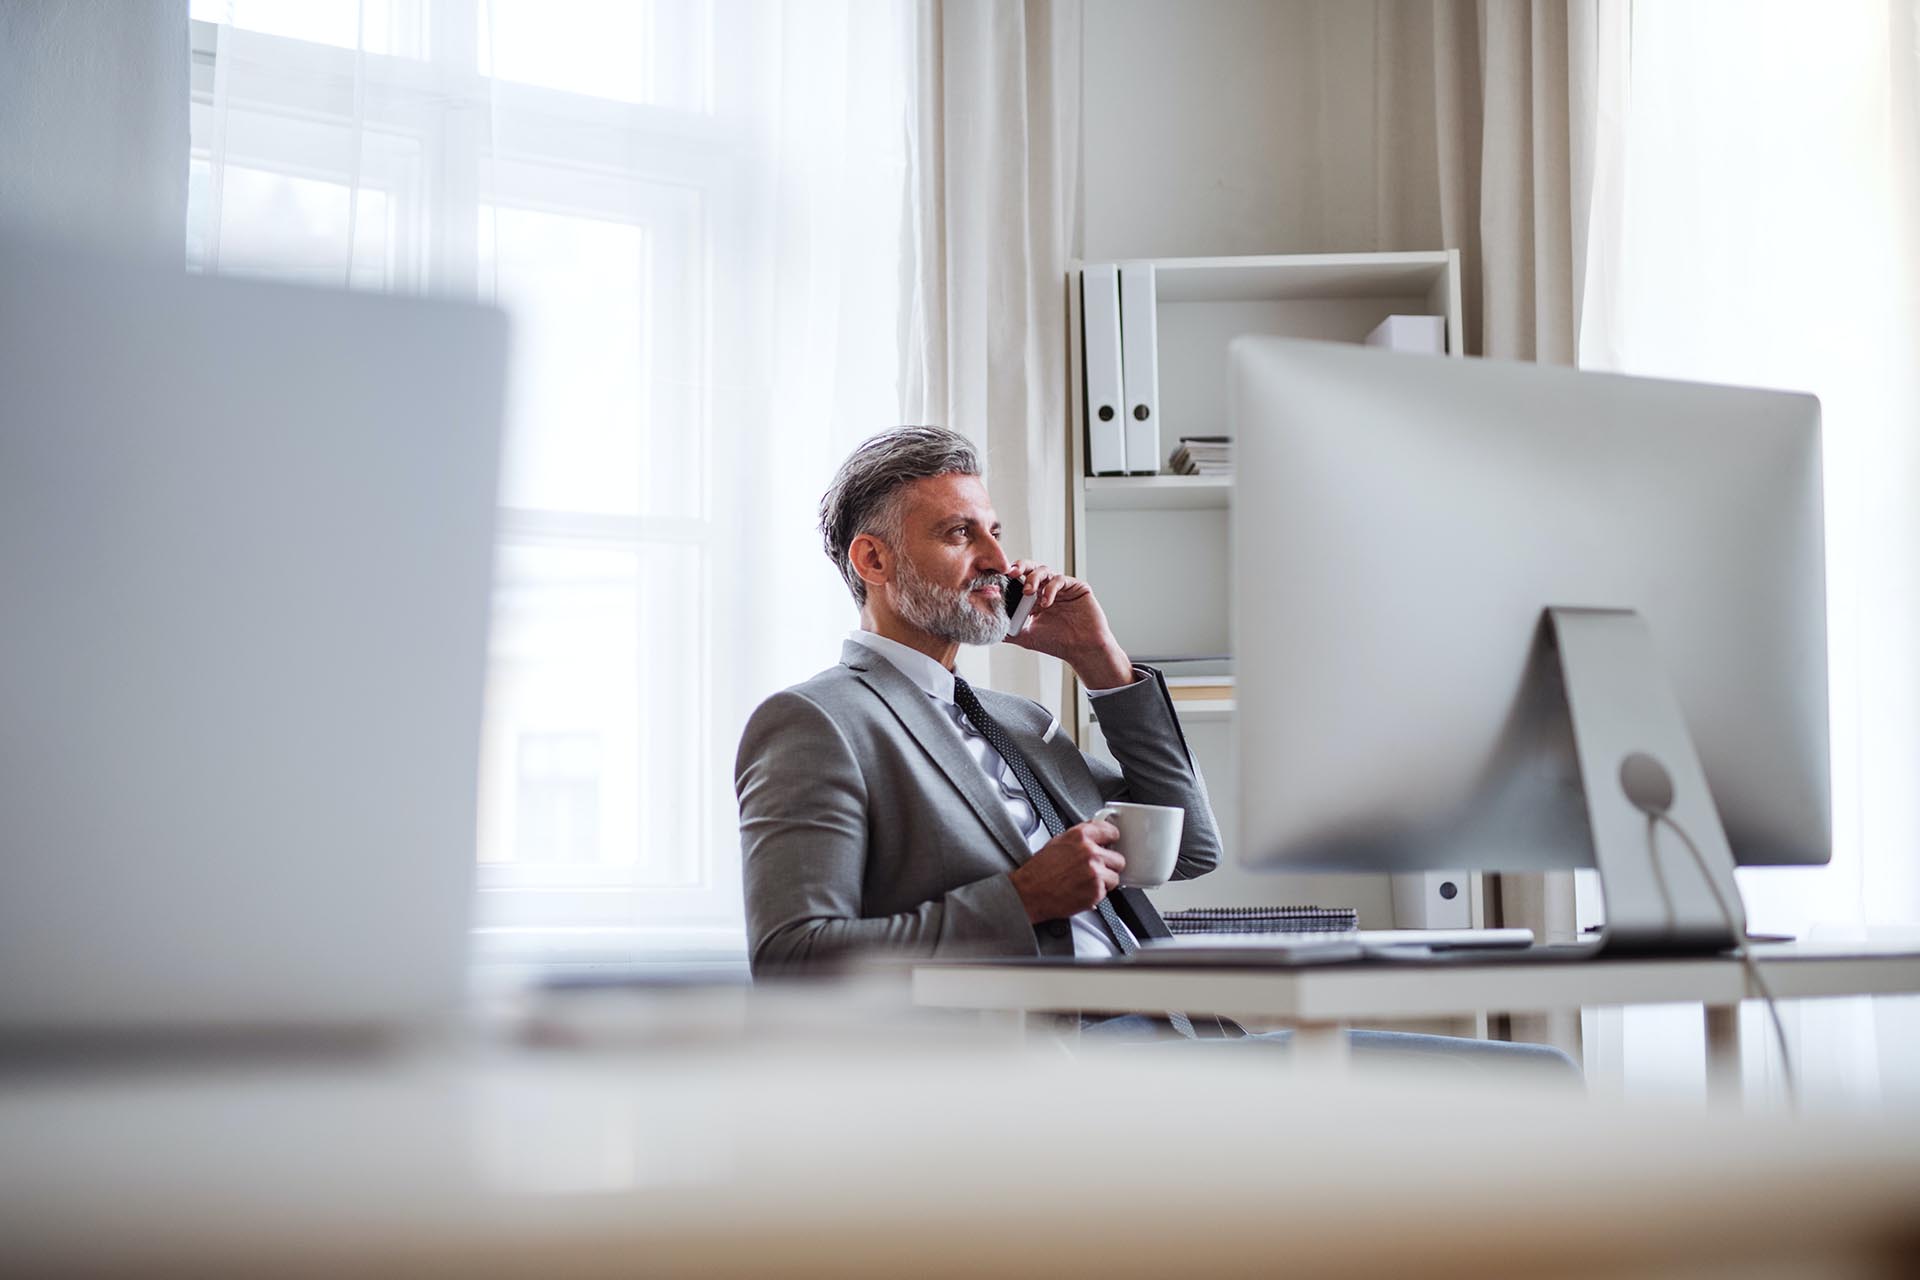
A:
[[841, 641, 1033, 870]]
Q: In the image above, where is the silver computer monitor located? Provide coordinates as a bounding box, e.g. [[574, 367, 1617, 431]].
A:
[[0, 240, 507, 1036], [1230, 338, 1828, 952]]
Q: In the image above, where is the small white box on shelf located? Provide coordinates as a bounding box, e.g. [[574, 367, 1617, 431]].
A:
[[1391, 871, 1473, 929], [1365, 314, 1447, 355]]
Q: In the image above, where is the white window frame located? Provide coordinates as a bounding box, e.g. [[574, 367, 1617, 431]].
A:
[[189, 13, 755, 960]]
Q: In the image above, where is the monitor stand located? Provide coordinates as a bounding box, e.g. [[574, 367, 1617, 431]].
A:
[[1545, 607, 1746, 956]]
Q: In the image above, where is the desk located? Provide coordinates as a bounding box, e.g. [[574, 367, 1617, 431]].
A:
[[3, 1032, 1919, 1277], [910, 941, 1920, 1094]]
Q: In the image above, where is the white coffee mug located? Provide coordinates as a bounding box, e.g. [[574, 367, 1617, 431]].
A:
[[1093, 801, 1185, 888]]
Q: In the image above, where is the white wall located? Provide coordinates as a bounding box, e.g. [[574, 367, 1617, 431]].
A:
[[0, 0, 188, 263], [1081, 0, 1381, 261], [1079, 1, 1402, 924]]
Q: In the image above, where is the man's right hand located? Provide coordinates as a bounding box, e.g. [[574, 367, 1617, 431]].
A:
[[1009, 820, 1125, 924]]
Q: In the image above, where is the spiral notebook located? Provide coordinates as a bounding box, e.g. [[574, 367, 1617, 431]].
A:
[[1162, 906, 1359, 936]]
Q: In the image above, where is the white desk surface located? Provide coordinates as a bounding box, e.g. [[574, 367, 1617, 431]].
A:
[[3, 990, 1920, 1280], [3, 1025, 1919, 1277], [910, 940, 1920, 1022]]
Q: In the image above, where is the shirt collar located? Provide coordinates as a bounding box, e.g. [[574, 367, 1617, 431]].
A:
[[846, 630, 956, 705]]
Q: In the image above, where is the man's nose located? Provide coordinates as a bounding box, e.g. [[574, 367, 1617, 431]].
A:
[[976, 535, 1011, 577]]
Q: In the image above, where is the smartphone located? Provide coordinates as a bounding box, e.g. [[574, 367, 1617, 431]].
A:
[[1001, 576, 1036, 638]]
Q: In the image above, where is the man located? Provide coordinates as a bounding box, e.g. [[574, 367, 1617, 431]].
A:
[[736, 426, 1577, 1072], [737, 425, 1215, 976]]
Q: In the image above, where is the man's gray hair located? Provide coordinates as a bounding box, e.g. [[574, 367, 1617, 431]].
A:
[[819, 426, 981, 605]]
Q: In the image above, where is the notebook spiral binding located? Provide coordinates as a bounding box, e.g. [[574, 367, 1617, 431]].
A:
[[1162, 905, 1359, 935]]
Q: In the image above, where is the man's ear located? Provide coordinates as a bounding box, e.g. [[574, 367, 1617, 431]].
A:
[[848, 532, 892, 594]]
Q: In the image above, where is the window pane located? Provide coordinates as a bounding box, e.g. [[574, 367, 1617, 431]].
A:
[[186, 157, 214, 271], [188, 98, 424, 289], [513, 732, 603, 864], [192, 163, 395, 289], [485, 202, 704, 519], [478, 541, 704, 886], [481, 0, 713, 110], [191, 0, 421, 58]]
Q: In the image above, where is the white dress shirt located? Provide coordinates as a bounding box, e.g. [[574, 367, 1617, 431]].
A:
[[846, 630, 1142, 958]]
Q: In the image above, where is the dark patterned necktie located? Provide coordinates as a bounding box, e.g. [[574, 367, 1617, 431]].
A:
[[951, 675, 1196, 1038]]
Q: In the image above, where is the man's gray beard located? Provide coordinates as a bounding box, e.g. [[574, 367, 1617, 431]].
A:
[[890, 555, 1009, 646]]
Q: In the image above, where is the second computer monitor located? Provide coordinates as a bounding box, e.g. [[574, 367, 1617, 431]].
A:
[[1230, 338, 1828, 878]]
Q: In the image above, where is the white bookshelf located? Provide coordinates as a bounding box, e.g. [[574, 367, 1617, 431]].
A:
[[1083, 475, 1231, 510], [1065, 250, 1464, 923]]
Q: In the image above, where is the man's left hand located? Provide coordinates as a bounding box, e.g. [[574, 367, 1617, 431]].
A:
[[1003, 561, 1135, 690]]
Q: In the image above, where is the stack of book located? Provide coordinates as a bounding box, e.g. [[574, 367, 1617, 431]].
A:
[[1164, 674, 1234, 705], [1169, 435, 1232, 475], [1163, 905, 1359, 935], [1152, 658, 1233, 707]]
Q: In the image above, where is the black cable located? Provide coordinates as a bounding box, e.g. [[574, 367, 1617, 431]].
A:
[[1651, 812, 1800, 1108]]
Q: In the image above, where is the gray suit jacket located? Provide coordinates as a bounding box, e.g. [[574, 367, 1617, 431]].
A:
[[736, 639, 1222, 976]]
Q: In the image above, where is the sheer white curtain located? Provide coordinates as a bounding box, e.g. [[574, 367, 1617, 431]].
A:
[[1371, 0, 1611, 1065], [188, 0, 910, 970], [899, 0, 1082, 714], [1582, 0, 1920, 937], [1578, 0, 1920, 1104], [1373, 0, 1602, 364]]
